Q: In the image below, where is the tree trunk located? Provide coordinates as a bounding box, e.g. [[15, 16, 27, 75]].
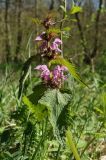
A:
[[14, 0, 22, 62], [49, 0, 54, 10], [91, 0, 103, 58], [5, 0, 11, 62], [75, 0, 103, 65]]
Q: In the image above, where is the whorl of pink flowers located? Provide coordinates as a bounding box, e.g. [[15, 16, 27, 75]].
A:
[[35, 33, 62, 55], [35, 65, 68, 88]]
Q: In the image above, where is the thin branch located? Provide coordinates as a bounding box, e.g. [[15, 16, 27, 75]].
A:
[[91, 0, 103, 58]]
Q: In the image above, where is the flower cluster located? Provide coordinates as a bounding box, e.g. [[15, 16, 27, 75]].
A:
[[34, 17, 63, 59], [35, 32, 62, 58], [35, 65, 68, 88], [34, 17, 68, 88], [42, 17, 55, 29]]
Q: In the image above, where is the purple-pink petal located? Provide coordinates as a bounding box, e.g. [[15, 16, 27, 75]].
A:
[[35, 64, 68, 88], [35, 32, 46, 41], [54, 38, 62, 45], [35, 36, 43, 41], [35, 65, 49, 72], [50, 42, 62, 53]]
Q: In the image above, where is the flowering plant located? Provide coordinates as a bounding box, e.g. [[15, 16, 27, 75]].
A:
[[19, 4, 87, 160]]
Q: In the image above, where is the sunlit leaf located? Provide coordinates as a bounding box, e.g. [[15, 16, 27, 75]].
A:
[[70, 6, 82, 15], [49, 56, 87, 87], [23, 96, 47, 121], [66, 129, 81, 160], [31, 18, 41, 24]]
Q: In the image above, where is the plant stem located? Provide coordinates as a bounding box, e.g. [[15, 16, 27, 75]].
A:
[[60, 0, 67, 57]]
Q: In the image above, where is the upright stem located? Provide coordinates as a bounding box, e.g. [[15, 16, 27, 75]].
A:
[[60, 0, 67, 57]]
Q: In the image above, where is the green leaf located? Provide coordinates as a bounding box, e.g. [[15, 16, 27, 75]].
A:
[[47, 28, 61, 34], [70, 6, 82, 14], [31, 18, 41, 24], [63, 27, 71, 31], [39, 89, 70, 136], [23, 96, 47, 121], [23, 96, 35, 113], [66, 129, 81, 160], [101, 92, 106, 116], [60, 5, 66, 13], [28, 83, 47, 105], [49, 57, 87, 87], [94, 107, 104, 115], [95, 92, 106, 119], [77, 139, 87, 149]]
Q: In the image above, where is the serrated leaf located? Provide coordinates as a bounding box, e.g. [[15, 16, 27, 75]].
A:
[[49, 57, 87, 87], [70, 6, 82, 14], [38, 89, 70, 136]]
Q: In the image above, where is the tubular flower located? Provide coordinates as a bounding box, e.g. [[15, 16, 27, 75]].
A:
[[35, 65, 50, 82], [51, 65, 68, 87], [35, 65, 68, 88], [35, 32, 46, 41], [35, 33, 62, 57], [50, 42, 62, 53], [49, 38, 62, 53], [54, 38, 62, 45]]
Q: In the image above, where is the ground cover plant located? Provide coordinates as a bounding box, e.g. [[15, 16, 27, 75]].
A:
[[0, 0, 106, 160]]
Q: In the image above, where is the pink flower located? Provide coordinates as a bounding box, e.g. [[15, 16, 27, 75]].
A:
[[35, 65, 68, 88], [51, 65, 68, 87], [50, 42, 62, 53], [50, 38, 62, 53], [35, 32, 46, 41], [54, 38, 62, 45], [35, 65, 48, 71], [35, 65, 50, 82]]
